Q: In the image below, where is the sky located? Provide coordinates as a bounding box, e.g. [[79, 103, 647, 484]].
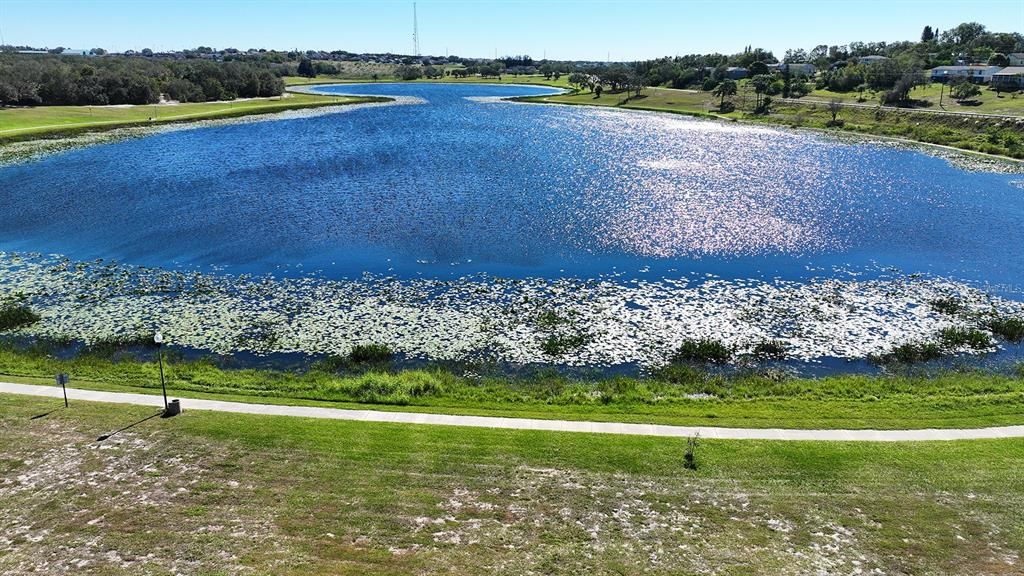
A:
[[2, 0, 1022, 61]]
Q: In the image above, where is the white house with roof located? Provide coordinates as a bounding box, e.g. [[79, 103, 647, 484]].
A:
[[1009, 53, 1024, 66], [930, 65, 1002, 84]]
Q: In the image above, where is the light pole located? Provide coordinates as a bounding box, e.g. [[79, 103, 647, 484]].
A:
[[154, 330, 167, 411]]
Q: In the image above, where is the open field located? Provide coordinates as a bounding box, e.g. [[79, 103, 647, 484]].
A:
[[2, 346, 1023, 430], [0, 92, 375, 140], [2, 392, 1023, 575]]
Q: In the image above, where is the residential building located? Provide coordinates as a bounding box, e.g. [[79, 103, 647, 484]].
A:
[[857, 55, 889, 65], [1009, 53, 1024, 66], [774, 62, 816, 77], [725, 67, 748, 80], [930, 65, 1002, 84]]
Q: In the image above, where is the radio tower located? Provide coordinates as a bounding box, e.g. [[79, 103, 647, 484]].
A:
[[412, 2, 420, 56]]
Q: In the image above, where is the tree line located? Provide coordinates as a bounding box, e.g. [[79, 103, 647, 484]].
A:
[[0, 55, 286, 106]]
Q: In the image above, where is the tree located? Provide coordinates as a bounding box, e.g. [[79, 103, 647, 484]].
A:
[[989, 53, 1009, 67], [941, 22, 987, 46], [568, 72, 588, 91], [297, 58, 316, 78], [594, 84, 603, 97], [750, 73, 773, 111], [90, 48, 107, 56], [712, 78, 737, 107], [950, 78, 982, 102], [395, 65, 423, 81], [921, 26, 935, 42], [749, 61, 769, 75], [827, 98, 842, 123]]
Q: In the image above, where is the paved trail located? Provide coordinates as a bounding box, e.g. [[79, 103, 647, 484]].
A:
[[3, 382, 1023, 442]]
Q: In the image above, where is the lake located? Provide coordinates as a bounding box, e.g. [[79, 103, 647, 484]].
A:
[[2, 82, 1023, 291], [1, 83, 1023, 368]]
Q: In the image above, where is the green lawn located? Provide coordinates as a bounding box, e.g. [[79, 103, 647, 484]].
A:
[[1, 392, 1022, 575], [527, 85, 1024, 159], [808, 82, 1024, 116], [3, 347, 1023, 430], [0, 92, 373, 140]]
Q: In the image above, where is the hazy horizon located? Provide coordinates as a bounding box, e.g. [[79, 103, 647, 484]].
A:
[[2, 0, 1022, 61]]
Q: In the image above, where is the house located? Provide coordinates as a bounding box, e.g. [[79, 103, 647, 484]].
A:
[[992, 67, 1024, 90], [1008, 53, 1024, 66], [774, 62, 816, 77], [929, 65, 1002, 84], [857, 55, 889, 65]]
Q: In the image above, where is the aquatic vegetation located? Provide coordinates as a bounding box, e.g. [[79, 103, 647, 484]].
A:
[[872, 341, 944, 365], [938, 327, 994, 351], [2, 253, 1023, 369], [929, 296, 964, 316], [751, 338, 789, 360], [0, 296, 40, 332], [347, 343, 395, 365], [540, 332, 592, 357], [987, 316, 1024, 343], [670, 338, 734, 364]]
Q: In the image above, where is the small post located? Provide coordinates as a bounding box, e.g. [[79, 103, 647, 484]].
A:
[[154, 330, 168, 411], [57, 373, 69, 408]]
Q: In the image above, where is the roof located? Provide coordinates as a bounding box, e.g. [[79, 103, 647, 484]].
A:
[[930, 65, 1001, 72], [994, 67, 1024, 75]]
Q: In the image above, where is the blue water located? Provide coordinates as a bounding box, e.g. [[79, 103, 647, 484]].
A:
[[2, 83, 1023, 297]]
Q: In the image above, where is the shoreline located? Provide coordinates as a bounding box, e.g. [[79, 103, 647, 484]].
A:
[[0, 94, 391, 144], [513, 90, 1024, 168]]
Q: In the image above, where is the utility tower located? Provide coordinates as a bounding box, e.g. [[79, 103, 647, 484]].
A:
[[413, 2, 420, 56]]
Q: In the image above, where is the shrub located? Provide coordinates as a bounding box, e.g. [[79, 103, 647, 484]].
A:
[[348, 344, 394, 365], [718, 101, 736, 113], [987, 316, 1024, 343], [0, 300, 41, 331], [938, 327, 993, 351], [671, 338, 733, 364], [85, 333, 159, 357]]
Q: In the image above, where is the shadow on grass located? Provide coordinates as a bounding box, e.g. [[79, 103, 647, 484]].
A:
[[96, 410, 163, 442]]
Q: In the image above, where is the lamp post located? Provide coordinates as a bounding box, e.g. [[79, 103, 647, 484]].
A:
[[154, 330, 167, 411]]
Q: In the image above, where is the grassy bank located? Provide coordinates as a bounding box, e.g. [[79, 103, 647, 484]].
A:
[[2, 344, 1023, 430], [2, 393, 1022, 575], [522, 86, 1024, 160], [0, 92, 383, 141]]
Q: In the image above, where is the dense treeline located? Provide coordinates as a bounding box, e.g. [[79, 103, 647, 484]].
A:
[[0, 55, 285, 106]]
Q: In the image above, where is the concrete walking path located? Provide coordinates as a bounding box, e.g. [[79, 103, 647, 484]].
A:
[[3, 382, 1024, 442]]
